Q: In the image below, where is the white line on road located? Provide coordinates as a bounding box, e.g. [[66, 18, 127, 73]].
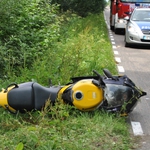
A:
[[114, 51, 119, 55], [112, 45, 117, 49], [117, 66, 125, 72], [131, 121, 144, 136], [115, 57, 121, 63], [111, 41, 115, 45]]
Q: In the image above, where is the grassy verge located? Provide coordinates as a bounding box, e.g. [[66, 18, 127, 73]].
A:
[[0, 13, 137, 149], [0, 102, 135, 150]]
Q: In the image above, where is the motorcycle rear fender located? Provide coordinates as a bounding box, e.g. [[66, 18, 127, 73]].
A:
[[0, 87, 16, 112]]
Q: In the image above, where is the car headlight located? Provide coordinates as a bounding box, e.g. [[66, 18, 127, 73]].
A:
[[128, 24, 136, 32], [118, 19, 124, 23]]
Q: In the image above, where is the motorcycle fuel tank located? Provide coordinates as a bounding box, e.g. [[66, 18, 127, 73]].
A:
[[71, 79, 104, 111]]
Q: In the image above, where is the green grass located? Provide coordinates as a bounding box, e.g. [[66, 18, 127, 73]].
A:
[[0, 102, 135, 150], [0, 13, 138, 150]]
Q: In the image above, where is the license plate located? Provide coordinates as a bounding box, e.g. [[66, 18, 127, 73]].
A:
[[143, 36, 150, 40]]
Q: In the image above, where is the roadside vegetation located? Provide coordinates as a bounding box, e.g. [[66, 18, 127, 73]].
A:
[[0, 0, 137, 149]]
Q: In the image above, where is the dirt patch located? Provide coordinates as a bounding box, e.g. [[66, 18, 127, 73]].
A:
[[135, 135, 150, 150], [130, 134, 150, 150]]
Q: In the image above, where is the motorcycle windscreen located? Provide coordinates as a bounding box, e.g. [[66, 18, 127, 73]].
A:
[[104, 84, 138, 113]]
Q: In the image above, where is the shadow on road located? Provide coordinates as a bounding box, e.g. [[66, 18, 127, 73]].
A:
[[128, 45, 150, 50]]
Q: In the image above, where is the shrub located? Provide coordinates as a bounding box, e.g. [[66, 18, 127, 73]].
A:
[[0, 0, 60, 78]]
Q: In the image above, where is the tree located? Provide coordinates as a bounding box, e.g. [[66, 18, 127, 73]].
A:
[[51, 0, 107, 17]]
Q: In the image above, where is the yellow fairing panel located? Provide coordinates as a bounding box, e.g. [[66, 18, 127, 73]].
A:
[[57, 84, 71, 103], [72, 79, 104, 111], [0, 87, 16, 112]]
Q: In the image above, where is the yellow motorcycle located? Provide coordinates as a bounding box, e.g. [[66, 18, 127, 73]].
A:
[[0, 69, 146, 115]]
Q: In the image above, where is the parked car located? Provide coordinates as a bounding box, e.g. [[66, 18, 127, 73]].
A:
[[124, 8, 150, 47]]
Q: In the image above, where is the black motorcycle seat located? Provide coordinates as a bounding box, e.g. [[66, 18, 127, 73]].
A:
[[8, 82, 61, 111], [33, 82, 61, 110]]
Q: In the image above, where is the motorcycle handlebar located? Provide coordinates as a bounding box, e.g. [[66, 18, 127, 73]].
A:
[[92, 70, 105, 88]]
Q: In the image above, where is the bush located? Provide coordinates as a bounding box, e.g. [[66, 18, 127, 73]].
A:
[[0, 0, 60, 78]]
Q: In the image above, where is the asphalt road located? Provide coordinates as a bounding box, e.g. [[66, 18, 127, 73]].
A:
[[104, 7, 150, 150]]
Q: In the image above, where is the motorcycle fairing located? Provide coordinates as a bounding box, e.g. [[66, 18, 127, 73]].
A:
[[104, 84, 133, 107], [101, 74, 146, 114]]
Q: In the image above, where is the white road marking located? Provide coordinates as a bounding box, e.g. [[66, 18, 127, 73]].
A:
[[117, 66, 125, 72], [114, 51, 119, 55], [112, 41, 115, 44], [131, 121, 144, 136], [112, 45, 117, 49], [115, 57, 121, 63]]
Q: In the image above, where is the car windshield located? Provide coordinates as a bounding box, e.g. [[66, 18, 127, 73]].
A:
[[131, 10, 150, 21]]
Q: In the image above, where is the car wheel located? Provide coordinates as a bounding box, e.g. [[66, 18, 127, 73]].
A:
[[110, 25, 114, 31], [114, 27, 119, 34], [124, 32, 130, 47], [124, 36, 130, 47], [125, 41, 130, 47]]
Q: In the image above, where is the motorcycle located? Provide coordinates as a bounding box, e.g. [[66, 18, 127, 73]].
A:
[[0, 69, 146, 115]]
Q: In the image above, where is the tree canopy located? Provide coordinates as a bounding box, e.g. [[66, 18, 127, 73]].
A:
[[51, 0, 107, 16]]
